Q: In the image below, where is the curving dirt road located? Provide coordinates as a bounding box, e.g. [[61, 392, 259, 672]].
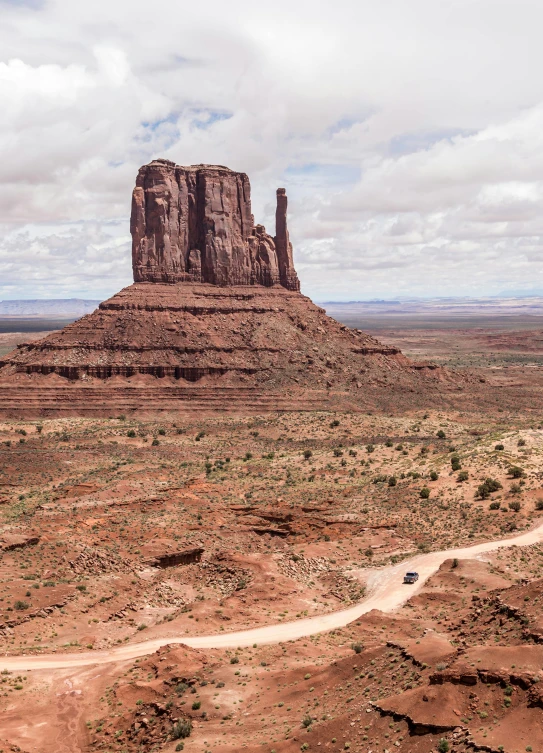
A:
[[2, 521, 543, 672]]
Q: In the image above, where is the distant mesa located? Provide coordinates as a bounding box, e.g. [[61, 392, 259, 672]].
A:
[[131, 159, 300, 291], [0, 159, 455, 417]]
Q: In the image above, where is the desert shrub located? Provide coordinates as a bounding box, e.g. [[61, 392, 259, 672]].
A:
[[509, 500, 521, 512], [510, 483, 522, 495], [438, 740, 449, 753], [172, 719, 192, 739], [490, 501, 501, 510], [451, 455, 461, 471], [330, 419, 340, 428], [430, 470, 439, 481], [385, 440, 393, 447], [243, 452, 253, 461], [420, 487, 430, 499], [302, 714, 313, 728], [352, 642, 363, 653], [457, 471, 469, 482], [509, 466, 524, 479], [366, 444, 375, 453], [191, 701, 201, 710], [436, 430, 446, 439], [518, 438, 526, 447], [388, 476, 397, 487], [36, 425, 43, 433], [420, 446, 429, 455], [303, 449, 312, 460], [195, 431, 205, 441], [535, 499, 543, 511], [364, 548, 374, 557], [476, 478, 502, 499], [349, 449, 357, 456], [495, 443, 504, 451], [175, 682, 189, 695], [127, 430, 136, 438], [230, 656, 239, 664], [14, 601, 29, 611], [333, 448, 343, 457], [158, 428, 166, 435], [151, 439, 159, 446], [452, 558, 459, 569]]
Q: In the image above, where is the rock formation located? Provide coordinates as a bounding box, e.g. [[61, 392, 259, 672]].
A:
[[0, 159, 458, 417], [131, 160, 299, 291]]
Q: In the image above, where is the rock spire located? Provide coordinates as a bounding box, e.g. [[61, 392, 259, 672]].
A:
[[131, 159, 300, 291]]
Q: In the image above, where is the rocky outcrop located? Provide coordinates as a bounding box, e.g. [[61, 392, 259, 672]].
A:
[[0, 161, 465, 417], [131, 160, 300, 291]]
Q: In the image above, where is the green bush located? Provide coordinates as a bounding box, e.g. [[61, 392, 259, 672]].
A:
[[476, 478, 502, 499], [535, 499, 543, 511], [490, 501, 501, 510], [191, 701, 201, 710], [495, 443, 504, 451], [388, 476, 397, 487], [430, 470, 439, 481], [127, 430, 136, 438], [436, 430, 446, 439], [366, 444, 375, 453], [172, 719, 192, 739], [438, 740, 449, 753], [352, 642, 363, 653], [457, 471, 469, 482], [303, 449, 312, 460], [14, 600, 29, 611], [420, 487, 430, 499], [509, 466, 524, 479], [509, 500, 521, 512], [151, 439, 159, 446]]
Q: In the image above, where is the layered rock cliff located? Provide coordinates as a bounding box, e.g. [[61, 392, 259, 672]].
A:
[[131, 160, 300, 291], [0, 160, 462, 418]]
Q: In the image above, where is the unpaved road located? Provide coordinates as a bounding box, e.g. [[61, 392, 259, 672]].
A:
[[2, 521, 542, 672]]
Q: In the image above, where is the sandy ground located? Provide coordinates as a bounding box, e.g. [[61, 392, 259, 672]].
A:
[[2, 519, 541, 672]]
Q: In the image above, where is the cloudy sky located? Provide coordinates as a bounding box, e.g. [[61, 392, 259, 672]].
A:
[[2, 0, 543, 302]]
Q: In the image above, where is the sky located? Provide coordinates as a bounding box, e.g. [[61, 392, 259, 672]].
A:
[[2, 0, 543, 302]]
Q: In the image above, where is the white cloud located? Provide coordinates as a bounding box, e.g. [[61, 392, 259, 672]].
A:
[[2, 0, 543, 300]]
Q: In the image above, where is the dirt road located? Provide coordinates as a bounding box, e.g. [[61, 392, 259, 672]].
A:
[[2, 521, 542, 672]]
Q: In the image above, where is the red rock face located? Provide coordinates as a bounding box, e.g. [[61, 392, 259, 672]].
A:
[[131, 159, 300, 291]]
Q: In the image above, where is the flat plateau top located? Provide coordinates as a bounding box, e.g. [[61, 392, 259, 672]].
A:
[[147, 159, 235, 172]]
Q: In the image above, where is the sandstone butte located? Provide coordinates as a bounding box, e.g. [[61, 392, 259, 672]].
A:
[[0, 159, 462, 417]]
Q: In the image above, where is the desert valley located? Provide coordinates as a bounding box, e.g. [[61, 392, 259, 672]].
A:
[[0, 160, 541, 753]]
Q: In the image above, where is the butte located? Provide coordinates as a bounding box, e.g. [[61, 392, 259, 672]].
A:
[[0, 159, 456, 417]]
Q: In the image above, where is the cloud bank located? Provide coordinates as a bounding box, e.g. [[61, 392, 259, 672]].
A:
[[1, 0, 543, 300]]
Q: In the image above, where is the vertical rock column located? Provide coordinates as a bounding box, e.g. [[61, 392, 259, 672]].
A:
[[131, 159, 300, 290], [275, 188, 300, 292]]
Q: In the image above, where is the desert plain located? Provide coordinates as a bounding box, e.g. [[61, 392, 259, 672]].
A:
[[1, 303, 543, 753]]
